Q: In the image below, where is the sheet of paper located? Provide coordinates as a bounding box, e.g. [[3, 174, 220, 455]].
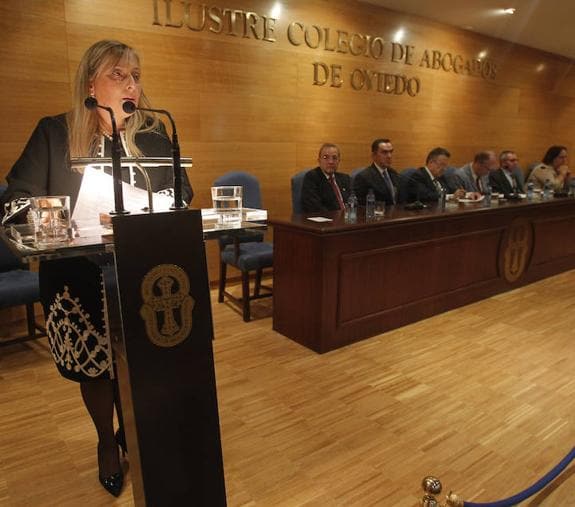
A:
[[306, 216, 333, 222], [72, 166, 173, 225]]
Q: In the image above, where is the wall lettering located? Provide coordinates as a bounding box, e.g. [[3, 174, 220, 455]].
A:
[[152, 1, 500, 98]]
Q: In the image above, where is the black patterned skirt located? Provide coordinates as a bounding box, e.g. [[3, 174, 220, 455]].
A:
[[39, 256, 114, 382]]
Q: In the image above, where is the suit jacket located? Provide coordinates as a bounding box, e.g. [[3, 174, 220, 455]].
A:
[[489, 168, 519, 195], [456, 163, 489, 193], [301, 167, 351, 213], [353, 164, 399, 205], [405, 167, 441, 203]]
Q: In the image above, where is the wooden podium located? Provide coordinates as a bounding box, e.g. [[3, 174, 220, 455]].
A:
[[108, 209, 226, 506]]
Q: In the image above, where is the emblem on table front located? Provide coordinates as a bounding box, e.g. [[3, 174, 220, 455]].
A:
[[140, 264, 195, 347], [499, 218, 533, 283]]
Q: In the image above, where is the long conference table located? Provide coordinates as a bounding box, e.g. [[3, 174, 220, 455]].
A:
[[270, 197, 575, 353]]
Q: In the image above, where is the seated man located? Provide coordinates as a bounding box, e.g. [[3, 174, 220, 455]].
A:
[[456, 151, 497, 193], [404, 147, 464, 203], [353, 138, 399, 205], [301, 143, 351, 213], [490, 150, 522, 195]]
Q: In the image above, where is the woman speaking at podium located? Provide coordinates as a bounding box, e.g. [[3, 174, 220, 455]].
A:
[[1, 40, 193, 497]]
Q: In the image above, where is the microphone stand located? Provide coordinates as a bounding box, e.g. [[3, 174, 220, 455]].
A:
[[84, 97, 128, 215], [404, 170, 427, 210], [110, 114, 128, 215], [122, 101, 186, 209]]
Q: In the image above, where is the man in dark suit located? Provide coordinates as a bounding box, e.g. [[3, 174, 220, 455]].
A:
[[490, 150, 521, 195], [404, 147, 466, 203], [301, 143, 351, 213], [353, 138, 399, 205]]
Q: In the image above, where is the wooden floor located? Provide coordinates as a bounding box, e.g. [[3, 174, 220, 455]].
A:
[[1, 272, 574, 506]]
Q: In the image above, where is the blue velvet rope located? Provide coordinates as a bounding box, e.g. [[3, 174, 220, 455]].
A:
[[463, 447, 575, 507]]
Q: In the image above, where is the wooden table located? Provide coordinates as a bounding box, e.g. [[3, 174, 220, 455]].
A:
[[270, 198, 575, 353]]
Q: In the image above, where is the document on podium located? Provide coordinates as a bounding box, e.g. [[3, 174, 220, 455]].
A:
[[72, 167, 173, 233]]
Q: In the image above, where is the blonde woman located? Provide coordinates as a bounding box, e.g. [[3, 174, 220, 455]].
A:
[[1, 40, 193, 496]]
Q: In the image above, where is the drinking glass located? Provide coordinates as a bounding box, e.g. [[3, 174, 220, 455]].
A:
[[30, 195, 71, 247]]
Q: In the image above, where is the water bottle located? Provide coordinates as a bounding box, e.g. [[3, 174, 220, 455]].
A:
[[543, 179, 552, 200], [569, 179, 575, 198], [484, 183, 492, 207], [438, 186, 446, 210], [526, 182, 534, 201], [346, 192, 358, 223], [365, 188, 375, 220]]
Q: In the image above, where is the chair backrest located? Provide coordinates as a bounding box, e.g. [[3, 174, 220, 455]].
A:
[[513, 166, 526, 190], [213, 171, 262, 209], [291, 169, 310, 214], [0, 184, 21, 272]]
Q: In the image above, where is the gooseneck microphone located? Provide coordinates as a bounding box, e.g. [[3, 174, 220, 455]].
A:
[[84, 97, 128, 215], [122, 101, 185, 209]]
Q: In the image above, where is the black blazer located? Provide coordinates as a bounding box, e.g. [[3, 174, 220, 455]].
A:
[[1, 114, 194, 215], [489, 168, 519, 195], [405, 168, 441, 203], [301, 167, 351, 213], [353, 164, 399, 205]]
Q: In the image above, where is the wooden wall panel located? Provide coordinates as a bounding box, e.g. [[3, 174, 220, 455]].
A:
[[1, 0, 575, 281]]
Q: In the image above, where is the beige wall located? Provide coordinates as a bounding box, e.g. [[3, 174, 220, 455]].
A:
[[1, 0, 574, 279]]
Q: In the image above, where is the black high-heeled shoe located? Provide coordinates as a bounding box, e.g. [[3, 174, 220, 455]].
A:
[[115, 428, 128, 457], [97, 442, 124, 497], [99, 472, 124, 497]]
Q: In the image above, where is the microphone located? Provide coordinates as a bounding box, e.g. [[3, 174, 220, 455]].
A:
[[84, 97, 128, 215], [402, 170, 428, 210], [123, 101, 185, 209]]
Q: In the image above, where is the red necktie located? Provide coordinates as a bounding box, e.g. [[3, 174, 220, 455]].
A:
[[329, 175, 345, 210]]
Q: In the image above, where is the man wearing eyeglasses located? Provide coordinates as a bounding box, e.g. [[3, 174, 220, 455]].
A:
[[489, 151, 522, 195], [455, 151, 498, 194], [301, 143, 351, 213], [353, 138, 399, 206]]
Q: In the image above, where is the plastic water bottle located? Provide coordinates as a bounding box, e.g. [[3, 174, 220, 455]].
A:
[[543, 179, 552, 200], [346, 192, 358, 222], [438, 186, 446, 210], [484, 183, 492, 207], [365, 188, 376, 220], [526, 182, 534, 201]]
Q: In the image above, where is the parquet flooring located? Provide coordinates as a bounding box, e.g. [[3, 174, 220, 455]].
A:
[[1, 272, 574, 506]]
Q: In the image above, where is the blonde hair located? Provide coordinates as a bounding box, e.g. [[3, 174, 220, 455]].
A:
[[67, 40, 160, 160]]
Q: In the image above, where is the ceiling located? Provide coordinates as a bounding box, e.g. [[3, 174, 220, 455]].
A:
[[360, 0, 575, 60]]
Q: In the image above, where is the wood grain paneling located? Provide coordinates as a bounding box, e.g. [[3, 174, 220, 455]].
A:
[[1, 0, 575, 280]]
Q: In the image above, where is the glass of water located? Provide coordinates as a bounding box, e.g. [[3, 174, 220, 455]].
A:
[[30, 195, 71, 248], [211, 186, 243, 227]]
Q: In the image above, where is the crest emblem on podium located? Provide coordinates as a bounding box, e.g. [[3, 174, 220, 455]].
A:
[[140, 264, 195, 347]]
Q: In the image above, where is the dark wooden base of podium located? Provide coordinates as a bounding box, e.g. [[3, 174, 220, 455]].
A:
[[109, 209, 226, 506]]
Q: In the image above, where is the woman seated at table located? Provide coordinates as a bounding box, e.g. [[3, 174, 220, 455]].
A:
[[527, 145, 570, 192]]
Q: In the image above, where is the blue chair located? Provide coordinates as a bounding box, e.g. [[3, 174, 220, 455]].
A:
[[513, 166, 526, 190], [0, 185, 45, 346], [213, 172, 272, 322], [290, 169, 310, 214]]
